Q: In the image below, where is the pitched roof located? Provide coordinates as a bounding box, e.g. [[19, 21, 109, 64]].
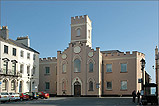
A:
[[101, 50, 121, 54], [0, 37, 39, 54]]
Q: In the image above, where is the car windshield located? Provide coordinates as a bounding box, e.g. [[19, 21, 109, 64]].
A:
[[1, 93, 8, 95], [23, 93, 27, 95]]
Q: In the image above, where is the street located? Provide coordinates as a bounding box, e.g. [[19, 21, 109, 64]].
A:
[[1, 97, 139, 106]]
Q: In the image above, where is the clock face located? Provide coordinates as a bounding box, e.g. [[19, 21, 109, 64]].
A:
[[74, 46, 81, 53], [62, 54, 67, 59], [88, 52, 93, 57]]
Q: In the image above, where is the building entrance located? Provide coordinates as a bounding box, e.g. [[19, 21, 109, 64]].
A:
[[74, 81, 81, 96]]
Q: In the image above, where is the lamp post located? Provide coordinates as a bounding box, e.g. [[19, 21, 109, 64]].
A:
[[140, 58, 146, 94]]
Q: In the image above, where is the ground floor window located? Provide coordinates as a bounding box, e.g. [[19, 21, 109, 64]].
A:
[[11, 80, 16, 90], [2, 80, 7, 90], [89, 81, 93, 91], [45, 82, 50, 90], [106, 81, 112, 90], [121, 81, 127, 90]]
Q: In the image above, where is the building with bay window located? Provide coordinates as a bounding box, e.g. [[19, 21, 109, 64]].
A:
[[0, 26, 39, 93]]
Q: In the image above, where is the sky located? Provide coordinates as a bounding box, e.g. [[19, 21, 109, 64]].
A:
[[0, 1, 158, 82]]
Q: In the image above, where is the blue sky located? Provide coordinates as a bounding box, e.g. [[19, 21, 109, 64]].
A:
[[1, 1, 158, 82]]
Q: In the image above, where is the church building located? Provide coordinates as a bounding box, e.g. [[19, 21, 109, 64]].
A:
[[39, 15, 147, 97]]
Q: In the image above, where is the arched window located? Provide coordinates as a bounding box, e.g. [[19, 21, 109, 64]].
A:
[[74, 59, 81, 72], [32, 82, 35, 91], [89, 81, 93, 91], [77, 28, 81, 36], [89, 62, 93, 72], [2, 80, 7, 90], [11, 80, 16, 90], [62, 64, 66, 73], [62, 81, 66, 90]]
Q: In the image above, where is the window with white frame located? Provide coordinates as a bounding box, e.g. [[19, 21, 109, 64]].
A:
[[27, 53, 30, 59], [2, 80, 7, 90], [27, 66, 30, 76], [3, 62, 8, 74], [121, 63, 127, 72], [4, 45, 8, 54], [121, 81, 127, 90], [106, 81, 112, 90], [20, 64, 24, 73], [12, 63, 16, 75], [106, 64, 112, 72], [13, 48, 16, 56], [33, 54, 36, 60], [20, 50, 24, 57], [33, 66, 36, 75], [11, 80, 16, 90]]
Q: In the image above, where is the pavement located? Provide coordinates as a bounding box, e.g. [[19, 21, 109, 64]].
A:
[[1, 97, 140, 106]]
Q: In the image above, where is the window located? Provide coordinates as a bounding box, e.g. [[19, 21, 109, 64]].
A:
[[45, 67, 50, 74], [20, 50, 24, 57], [45, 82, 50, 90], [3, 62, 8, 74], [89, 81, 93, 91], [106, 64, 112, 72], [33, 54, 36, 60], [62, 81, 66, 90], [106, 81, 112, 90], [74, 59, 81, 72], [12, 63, 16, 75], [33, 66, 36, 75], [121, 63, 127, 72], [20, 64, 24, 73], [88, 30, 90, 39], [2, 80, 7, 90], [121, 81, 127, 90], [27, 53, 30, 59], [89, 62, 93, 72], [62, 64, 66, 73], [11, 80, 15, 90], [4, 45, 8, 54], [27, 66, 30, 76], [13, 48, 16, 56], [77, 28, 81, 36]]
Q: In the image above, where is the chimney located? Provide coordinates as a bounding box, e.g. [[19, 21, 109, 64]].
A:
[[0, 26, 9, 40], [16, 36, 30, 47]]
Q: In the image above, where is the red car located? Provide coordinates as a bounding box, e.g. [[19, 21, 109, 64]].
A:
[[19, 93, 29, 101], [38, 92, 49, 99]]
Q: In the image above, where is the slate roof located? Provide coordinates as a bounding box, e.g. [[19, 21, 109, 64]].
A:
[[101, 50, 121, 54], [0, 37, 39, 54]]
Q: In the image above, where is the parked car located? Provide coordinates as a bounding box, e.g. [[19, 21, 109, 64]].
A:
[[38, 92, 49, 99], [19, 93, 29, 101], [26, 92, 39, 100], [0, 92, 10, 103], [9, 93, 20, 101]]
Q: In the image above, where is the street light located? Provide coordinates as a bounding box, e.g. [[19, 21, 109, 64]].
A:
[[140, 58, 146, 92]]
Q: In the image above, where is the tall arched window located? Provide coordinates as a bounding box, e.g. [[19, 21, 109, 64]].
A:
[[62, 81, 66, 90], [74, 59, 81, 72], [77, 28, 81, 36], [11, 80, 15, 90], [89, 62, 93, 72], [62, 64, 66, 73], [2, 80, 7, 90], [32, 82, 35, 91], [89, 81, 93, 91]]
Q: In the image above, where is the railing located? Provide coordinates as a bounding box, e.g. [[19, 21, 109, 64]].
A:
[[0, 68, 22, 77]]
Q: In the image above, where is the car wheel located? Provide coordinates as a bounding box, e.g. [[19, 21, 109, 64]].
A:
[[41, 97, 44, 99], [20, 98, 23, 101]]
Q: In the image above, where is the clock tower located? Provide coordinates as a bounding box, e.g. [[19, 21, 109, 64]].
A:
[[71, 15, 92, 48]]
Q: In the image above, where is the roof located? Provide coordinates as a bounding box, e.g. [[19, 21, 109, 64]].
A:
[[101, 50, 121, 54], [0, 37, 39, 54]]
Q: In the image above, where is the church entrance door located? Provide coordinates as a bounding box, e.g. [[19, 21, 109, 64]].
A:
[[74, 81, 81, 96]]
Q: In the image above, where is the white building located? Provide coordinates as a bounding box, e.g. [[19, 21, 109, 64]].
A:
[[0, 26, 39, 93]]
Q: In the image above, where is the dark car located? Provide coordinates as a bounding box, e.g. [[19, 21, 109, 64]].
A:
[[26, 92, 39, 100], [19, 93, 29, 101], [38, 92, 49, 99]]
